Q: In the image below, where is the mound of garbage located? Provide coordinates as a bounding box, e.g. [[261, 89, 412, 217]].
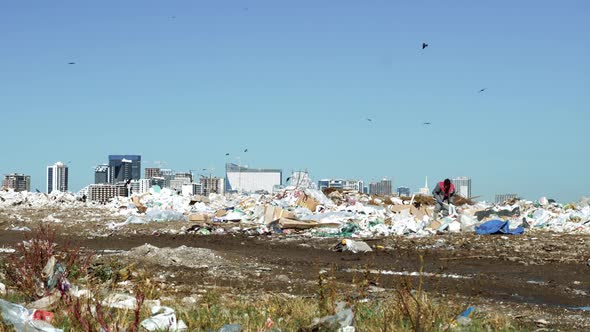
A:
[[2, 187, 590, 237]]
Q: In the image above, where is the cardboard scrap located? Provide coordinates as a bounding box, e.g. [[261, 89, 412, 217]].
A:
[[189, 214, 209, 222], [264, 206, 298, 224], [296, 194, 320, 212], [390, 205, 429, 220], [215, 209, 228, 218], [278, 218, 319, 229], [131, 196, 147, 214]]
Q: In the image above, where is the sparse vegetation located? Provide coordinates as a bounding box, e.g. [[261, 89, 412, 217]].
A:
[[0, 224, 526, 331]]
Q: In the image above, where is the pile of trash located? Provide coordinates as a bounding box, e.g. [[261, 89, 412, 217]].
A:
[[3, 187, 590, 237], [0, 190, 86, 209]]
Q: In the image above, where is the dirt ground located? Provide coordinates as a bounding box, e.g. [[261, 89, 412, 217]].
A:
[[2, 213, 590, 330]]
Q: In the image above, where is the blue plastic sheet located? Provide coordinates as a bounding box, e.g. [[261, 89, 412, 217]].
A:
[[475, 219, 524, 235]]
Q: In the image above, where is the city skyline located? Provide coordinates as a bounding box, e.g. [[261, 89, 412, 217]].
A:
[[1, 1, 588, 202], [0, 156, 580, 202], [0, 155, 582, 202]]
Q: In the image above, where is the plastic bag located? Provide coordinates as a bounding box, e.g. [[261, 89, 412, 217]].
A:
[[140, 306, 187, 331], [0, 299, 62, 332]]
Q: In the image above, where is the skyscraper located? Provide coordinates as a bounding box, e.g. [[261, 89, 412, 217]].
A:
[[452, 176, 472, 198], [94, 164, 110, 184], [47, 161, 68, 193], [160, 169, 174, 188], [397, 186, 411, 197], [2, 173, 31, 192], [145, 167, 161, 179], [369, 179, 392, 195], [108, 155, 141, 184]]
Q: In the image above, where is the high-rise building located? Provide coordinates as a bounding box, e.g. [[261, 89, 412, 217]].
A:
[[495, 194, 518, 204], [94, 164, 110, 184], [47, 161, 68, 193], [88, 184, 128, 203], [318, 179, 363, 192], [452, 176, 472, 198], [2, 173, 31, 192], [130, 179, 152, 195], [150, 177, 166, 188], [225, 163, 281, 193], [174, 172, 193, 183], [200, 177, 225, 196], [369, 179, 392, 195], [145, 167, 161, 179], [160, 169, 174, 188], [182, 183, 204, 196], [397, 186, 411, 197], [108, 155, 141, 184]]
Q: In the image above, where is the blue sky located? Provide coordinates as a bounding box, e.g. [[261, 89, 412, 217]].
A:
[[1, 0, 588, 202]]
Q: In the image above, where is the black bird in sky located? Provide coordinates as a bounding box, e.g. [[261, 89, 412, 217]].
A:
[[422, 42, 428, 49], [366, 118, 372, 122], [244, 149, 248, 153], [478, 88, 486, 93], [423, 122, 431, 125], [68, 62, 75, 65], [225, 153, 230, 156]]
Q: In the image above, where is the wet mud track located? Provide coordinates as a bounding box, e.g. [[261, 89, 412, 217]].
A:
[[2, 230, 588, 309]]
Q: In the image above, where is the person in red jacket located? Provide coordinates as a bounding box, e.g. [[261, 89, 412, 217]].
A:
[[432, 178, 455, 219]]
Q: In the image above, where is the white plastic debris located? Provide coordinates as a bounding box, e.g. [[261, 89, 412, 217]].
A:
[[342, 240, 372, 253], [0, 299, 63, 332], [102, 293, 138, 309], [140, 306, 187, 331]]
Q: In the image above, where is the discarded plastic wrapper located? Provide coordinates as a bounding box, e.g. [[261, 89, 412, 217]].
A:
[[336, 239, 373, 253], [311, 301, 355, 331], [456, 306, 475, 326], [0, 299, 63, 332], [141, 306, 187, 331]]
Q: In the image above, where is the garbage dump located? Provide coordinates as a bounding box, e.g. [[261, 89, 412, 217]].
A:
[[2, 188, 590, 237]]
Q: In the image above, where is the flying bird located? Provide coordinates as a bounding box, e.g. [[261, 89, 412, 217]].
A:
[[422, 42, 428, 49], [225, 153, 230, 156], [478, 88, 486, 93], [423, 122, 431, 125], [366, 118, 373, 122], [244, 149, 248, 153], [68, 62, 76, 65]]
